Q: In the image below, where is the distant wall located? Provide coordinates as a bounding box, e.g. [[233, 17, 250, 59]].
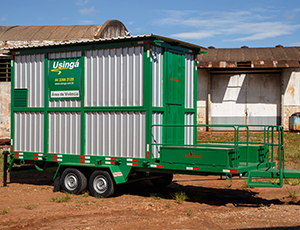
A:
[[0, 82, 10, 138], [283, 68, 300, 130]]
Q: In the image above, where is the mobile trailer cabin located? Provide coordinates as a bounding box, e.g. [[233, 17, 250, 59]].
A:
[[6, 34, 207, 197], [5, 34, 300, 197]]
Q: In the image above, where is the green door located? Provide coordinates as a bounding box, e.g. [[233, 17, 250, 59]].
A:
[[164, 50, 185, 145]]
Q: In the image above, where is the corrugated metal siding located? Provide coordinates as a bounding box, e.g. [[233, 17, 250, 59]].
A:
[[49, 100, 81, 107], [152, 112, 163, 158], [152, 46, 163, 107], [48, 112, 81, 154], [14, 112, 44, 152], [185, 53, 194, 109], [85, 111, 146, 158], [14, 54, 44, 107], [184, 113, 194, 145], [85, 46, 143, 107], [48, 51, 81, 59]]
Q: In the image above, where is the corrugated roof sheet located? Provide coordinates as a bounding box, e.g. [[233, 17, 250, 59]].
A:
[[197, 47, 300, 62], [2, 34, 206, 51], [197, 46, 300, 68], [0, 20, 129, 55]]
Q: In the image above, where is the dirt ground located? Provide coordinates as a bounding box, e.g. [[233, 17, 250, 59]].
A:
[[1, 168, 300, 230]]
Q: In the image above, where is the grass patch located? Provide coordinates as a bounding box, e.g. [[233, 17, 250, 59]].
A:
[[287, 188, 300, 200], [24, 203, 37, 210], [171, 191, 187, 204], [224, 183, 232, 188], [150, 193, 161, 200], [187, 208, 193, 216], [50, 194, 71, 203], [285, 178, 300, 186], [82, 191, 90, 197], [0, 208, 10, 215], [166, 201, 172, 208]]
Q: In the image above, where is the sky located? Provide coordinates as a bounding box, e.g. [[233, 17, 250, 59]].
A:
[[1, 0, 300, 48]]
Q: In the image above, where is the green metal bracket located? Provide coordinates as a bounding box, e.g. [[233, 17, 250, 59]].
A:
[[109, 165, 131, 184]]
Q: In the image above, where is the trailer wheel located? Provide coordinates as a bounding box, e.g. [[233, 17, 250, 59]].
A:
[[89, 171, 115, 198], [61, 168, 87, 195], [151, 173, 173, 187]]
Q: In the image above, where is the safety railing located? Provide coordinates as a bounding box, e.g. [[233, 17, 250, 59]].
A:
[[151, 124, 284, 171]]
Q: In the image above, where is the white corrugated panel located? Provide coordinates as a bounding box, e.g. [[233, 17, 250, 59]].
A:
[[85, 111, 146, 158], [185, 53, 194, 109], [14, 54, 44, 107], [184, 113, 194, 145], [48, 51, 81, 59], [48, 112, 81, 154], [152, 46, 163, 107], [49, 100, 81, 107], [85, 46, 143, 107], [152, 112, 163, 158], [14, 112, 44, 152]]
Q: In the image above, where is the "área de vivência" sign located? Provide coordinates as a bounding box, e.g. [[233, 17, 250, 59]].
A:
[[49, 58, 81, 100]]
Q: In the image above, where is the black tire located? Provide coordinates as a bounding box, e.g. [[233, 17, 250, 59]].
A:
[[89, 170, 115, 198], [60, 168, 87, 195], [151, 173, 173, 187]]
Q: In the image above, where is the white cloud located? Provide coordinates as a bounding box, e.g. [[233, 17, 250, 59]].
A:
[[0, 16, 7, 21], [79, 6, 96, 15], [154, 9, 300, 42], [76, 0, 89, 6], [79, 20, 94, 25]]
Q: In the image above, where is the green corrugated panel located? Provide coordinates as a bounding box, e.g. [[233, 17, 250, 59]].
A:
[[14, 89, 28, 108]]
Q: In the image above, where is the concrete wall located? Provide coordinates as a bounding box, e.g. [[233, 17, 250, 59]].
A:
[[283, 68, 300, 130], [197, 69, 209, 130], [0, 82, 10, 138], [196, 68, 298, 130]]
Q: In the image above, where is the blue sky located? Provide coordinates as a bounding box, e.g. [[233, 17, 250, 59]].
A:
[[1, 0, 300, 48]]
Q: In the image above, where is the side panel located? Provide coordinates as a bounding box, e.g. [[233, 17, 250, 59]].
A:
[[152, 46, 163, 107], [85, 46, 143, 107], [14, 112, 44, 152], [185, 53, 194, 109], [184, 113, 194, 145], [14, 54, 44, 108], [85, 111, 146, 158], [48, 112, 81, 154], [152, 112, 163, 158]]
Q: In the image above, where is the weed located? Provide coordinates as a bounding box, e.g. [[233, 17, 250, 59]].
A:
[[83, 199, 91, 205], [287, 188, 300, 199], [224, 183, 232, 188], [24, 203, 37, 210], [171, 191, 187, 204], [285, 179, 300, 186], [0, 208, 10, 215], [187, 208, 193, 216], [82, 191, 90, 197], [50, 194, 71, 203], [166, 201, 172, 208], [150, 193, 161, 200]]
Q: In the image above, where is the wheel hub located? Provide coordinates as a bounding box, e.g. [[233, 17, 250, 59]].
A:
[[93, 176, 108, 194]]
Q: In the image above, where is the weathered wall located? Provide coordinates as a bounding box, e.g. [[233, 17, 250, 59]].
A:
[[197, 69, 209, 130], [0, 82, 10, 138], [283, 68, 300, 130]]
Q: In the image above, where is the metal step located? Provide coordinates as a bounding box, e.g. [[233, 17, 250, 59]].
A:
[[247, 168, 282, 188]]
